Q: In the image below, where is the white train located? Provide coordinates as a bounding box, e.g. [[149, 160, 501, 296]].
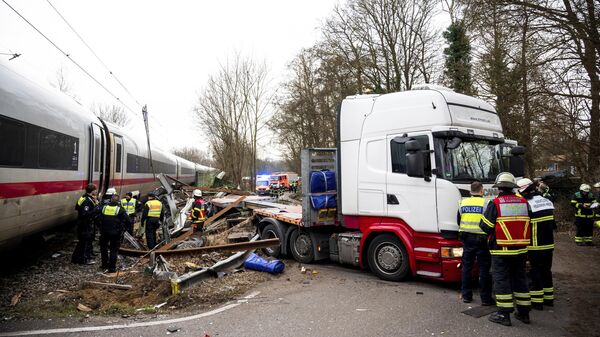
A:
[[0, 61, 214, 249]]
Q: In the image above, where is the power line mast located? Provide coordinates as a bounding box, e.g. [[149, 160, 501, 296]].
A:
[[142, 105, 156, 179]]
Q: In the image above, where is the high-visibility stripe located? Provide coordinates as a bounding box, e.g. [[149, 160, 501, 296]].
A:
[[543, 295, 555, 300], [575, 237, 584, 242], [490, 247, 528, 255], [482, 217, 495, 228], [530, 290, 543, 295], [528, 244, 554, 250], [532, 221, 538, 246], [531, 215, 554, 222], [543, 287, 554, 292], [495, 294, 513, 300], [77, 196, 85, 206], [496, 302, 514, 308], [516, 300, 531, 306], [514, 292, 530, 298], [498, 222, 513, 240]]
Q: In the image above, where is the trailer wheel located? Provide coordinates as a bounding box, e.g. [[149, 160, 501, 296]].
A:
[[261, 224, 282, 257], [367, 234, 409, 281], [290, 230, 315, 263]]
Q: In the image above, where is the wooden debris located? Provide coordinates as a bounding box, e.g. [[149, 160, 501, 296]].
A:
[[77, 303, 93, 312], [184, 262, 201, 269], [227, 232, 253, 243], [157, 196, 246, 252], [10, 292, 21, 306], [82, 281, 133, 290]]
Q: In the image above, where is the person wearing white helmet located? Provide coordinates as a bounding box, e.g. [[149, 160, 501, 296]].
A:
[[518, 178, 556, 309], [102, 187, 117, 206], [190, 189, 207, 232], [571, 184, 597, 246], [480, 172, 531, 326]]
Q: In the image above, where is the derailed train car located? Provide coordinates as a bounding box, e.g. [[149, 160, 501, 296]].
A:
[[0, 61, 215, 249]]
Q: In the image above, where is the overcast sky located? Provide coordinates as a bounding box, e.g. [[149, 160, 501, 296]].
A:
[[0, 0, 341, 159]]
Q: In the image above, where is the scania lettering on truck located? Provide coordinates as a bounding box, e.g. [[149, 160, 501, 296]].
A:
[[256, 86, 524, 282]]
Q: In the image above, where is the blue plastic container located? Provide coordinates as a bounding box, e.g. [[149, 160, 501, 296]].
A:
[[244, 253, 285, 274], [310, 170, 336, 193], [310, 194, 337, 209]]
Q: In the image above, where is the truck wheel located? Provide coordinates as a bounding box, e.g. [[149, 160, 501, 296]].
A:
[[290, 230, 315, 263], [367, 234, 409, 281], [261, 224, 282, 257]]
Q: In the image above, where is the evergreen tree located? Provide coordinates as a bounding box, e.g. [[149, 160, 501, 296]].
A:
[[443, 21, 474, 94]]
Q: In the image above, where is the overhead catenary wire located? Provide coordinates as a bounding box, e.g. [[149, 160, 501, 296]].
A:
[[1, 0, 137, 115], [45, 0, 142, 108]]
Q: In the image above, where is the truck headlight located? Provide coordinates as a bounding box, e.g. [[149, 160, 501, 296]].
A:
[[441, 247, 463, 258]]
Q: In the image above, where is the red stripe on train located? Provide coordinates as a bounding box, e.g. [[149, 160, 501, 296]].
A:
[[0, 177, 160, 199]]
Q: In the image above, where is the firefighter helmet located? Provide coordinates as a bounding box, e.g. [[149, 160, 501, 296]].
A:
[[193, 189, 202, 197], [494, 172, 518, 189], [105, 187, 117, 195], [593, 182, 600, 188], [517, 178, 534, 193], [580, 184, 591, 192]]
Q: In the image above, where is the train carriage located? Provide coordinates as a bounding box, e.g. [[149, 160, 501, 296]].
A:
[[0, 61, 215, 249]]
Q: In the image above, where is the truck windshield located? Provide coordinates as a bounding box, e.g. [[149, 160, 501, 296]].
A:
[[436, 138, 501, 183], [257, 180, 269, 186]]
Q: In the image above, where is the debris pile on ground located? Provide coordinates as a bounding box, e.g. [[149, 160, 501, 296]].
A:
[[0, 179, 282, 321]]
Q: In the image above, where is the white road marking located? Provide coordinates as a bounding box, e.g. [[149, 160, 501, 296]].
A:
[[0, 291, 261, 336]]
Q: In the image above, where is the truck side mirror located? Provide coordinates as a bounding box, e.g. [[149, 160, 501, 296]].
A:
[[406, 139, 425, 178], [509, 146, 525, 177]]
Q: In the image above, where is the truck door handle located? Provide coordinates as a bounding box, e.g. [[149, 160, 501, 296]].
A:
[[387, 194, 399, 205]]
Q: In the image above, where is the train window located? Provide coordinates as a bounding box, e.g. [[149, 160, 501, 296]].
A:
[[115, 143, 122, 173], [0, 116, 26, 166], [38, 129, 79, 170], [94, 137, 100, 172]]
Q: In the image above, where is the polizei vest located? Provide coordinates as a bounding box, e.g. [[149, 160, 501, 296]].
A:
[[493, 195, 530, 247]]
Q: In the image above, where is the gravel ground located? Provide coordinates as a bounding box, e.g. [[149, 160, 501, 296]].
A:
[[0, 226, 278, 322]]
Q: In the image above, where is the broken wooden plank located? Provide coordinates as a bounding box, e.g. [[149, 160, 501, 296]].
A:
[[227, 232, 253, 243], [157, 195, 246, 252], [120, 237, 279, 256], [82, 281, 133, 290]]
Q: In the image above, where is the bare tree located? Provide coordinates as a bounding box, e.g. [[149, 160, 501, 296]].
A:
[[91, 102, 128, 127], [194, 55, 271, 187], [52, 65, 78, 100]]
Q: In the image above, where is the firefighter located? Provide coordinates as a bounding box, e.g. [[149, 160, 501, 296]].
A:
[[480, 172, 531, 326], [537, 182, 555, 203], [571, 184, 596, 246], [190, 189, 207, 232], [99, 194, 131, 272], [458, 181, 493, 306], [595, 183, 600, 228], [517, 178, 556, 310], [141, 192, 164, 249], [120, 192, 139, 235], [71, 184, 99, 265]]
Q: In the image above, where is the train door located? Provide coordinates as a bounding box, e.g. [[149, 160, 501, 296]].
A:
[[113, 135, 124, 193], [89, 123, 106, 193]]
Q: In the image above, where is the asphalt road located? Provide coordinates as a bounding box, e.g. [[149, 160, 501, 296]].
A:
[[1, 233, 597, 337]]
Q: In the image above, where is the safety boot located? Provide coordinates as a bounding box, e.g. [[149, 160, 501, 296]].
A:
[[514, 311, 531, 324], [488, 312, 511, 326], [531, 303, 543, 311]]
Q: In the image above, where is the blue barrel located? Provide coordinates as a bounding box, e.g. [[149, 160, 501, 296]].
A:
[[244, 253, 285, 274]]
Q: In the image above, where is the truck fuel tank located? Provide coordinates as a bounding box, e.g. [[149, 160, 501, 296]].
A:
[[329, 232, 362, 267]]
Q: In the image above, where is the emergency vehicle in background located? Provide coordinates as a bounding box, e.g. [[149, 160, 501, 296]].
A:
[[255, 175, 271, 195], [269, 172, 298, 190], [250, 85, 525, 282]]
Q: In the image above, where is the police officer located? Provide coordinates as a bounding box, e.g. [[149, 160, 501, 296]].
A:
[[120, 192, 140, 235], [458, 181, 493, 306], [480, 172, 531, 326], [72, 184, 99, 265], [99, 194, 131, 272], [190, 189, 207, 232], [517, 178, 556, 310], [141, 192, 164, 249], [571, 184, 596, 246]]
